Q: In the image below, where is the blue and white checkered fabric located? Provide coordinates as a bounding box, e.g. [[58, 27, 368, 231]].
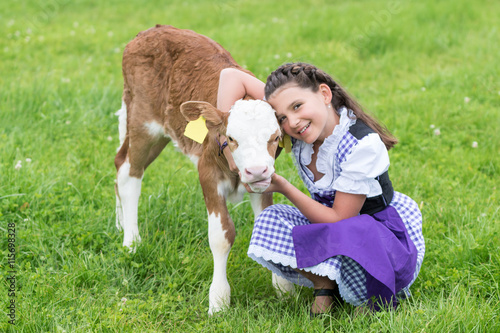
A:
[[336, 131, 358, 167], [247, 191, 424, 306]]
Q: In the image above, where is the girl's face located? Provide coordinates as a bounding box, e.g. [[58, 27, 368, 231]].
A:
[[267, 83, 338, 145]]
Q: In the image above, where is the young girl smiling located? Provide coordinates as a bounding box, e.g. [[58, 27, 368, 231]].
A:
[[217, 63, 425, 315]]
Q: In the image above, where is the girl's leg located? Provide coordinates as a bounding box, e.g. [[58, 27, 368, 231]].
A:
[[295, 269, 341, 314]]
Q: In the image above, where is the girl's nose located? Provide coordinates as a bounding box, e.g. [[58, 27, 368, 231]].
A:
[[288, 115, 300, 128]]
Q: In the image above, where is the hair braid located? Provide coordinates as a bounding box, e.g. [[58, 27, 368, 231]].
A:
[[265, 62, 398, 149]]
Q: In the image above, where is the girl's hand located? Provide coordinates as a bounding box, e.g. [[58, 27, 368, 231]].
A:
[[265, 173, 288, 193]]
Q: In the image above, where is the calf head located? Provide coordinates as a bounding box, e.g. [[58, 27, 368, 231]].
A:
[[180, 100, 280, 193]]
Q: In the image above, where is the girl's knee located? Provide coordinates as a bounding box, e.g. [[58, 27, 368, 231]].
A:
[[262, 203, 288, 213], [255, 204, 305, 227]]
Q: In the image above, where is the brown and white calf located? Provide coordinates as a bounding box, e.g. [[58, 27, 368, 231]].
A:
[[114, 25, 293, 314]]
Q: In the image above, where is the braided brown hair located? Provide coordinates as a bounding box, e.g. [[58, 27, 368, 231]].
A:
[[265, 63, 397, 149]]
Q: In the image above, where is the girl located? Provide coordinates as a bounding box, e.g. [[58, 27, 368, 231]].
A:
[[217, 63, 425, 315]]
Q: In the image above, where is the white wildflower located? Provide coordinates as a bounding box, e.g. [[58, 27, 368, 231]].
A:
[[472, 141, 478, 148], [15, 161, 22, 170], [421, 87, 426, 91], [433, 128, 441, 136], [286, 52, 293, 58], [274, 54, 280, 59], [121, 297, 127, 303], [73, 21, 79, 28], [65, 120, 71, 125], [26, 158, 32, 163], [107, 136, 113, 141], [107, 31, 114, 37], [70, 30, 75, 36], [7, 19, 15, 27], [464, 97, 470, 103], [61, 78, 70, 83], [67, 182, 73, 186], [430, 124, 435, 129]]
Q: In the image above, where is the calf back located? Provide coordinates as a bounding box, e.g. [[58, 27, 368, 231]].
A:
[[121, 24, 252, 156]]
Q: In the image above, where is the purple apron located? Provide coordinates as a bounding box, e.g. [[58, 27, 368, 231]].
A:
[[292, 206, 418, 309]]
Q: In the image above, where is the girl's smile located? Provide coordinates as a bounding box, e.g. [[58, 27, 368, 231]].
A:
[[268, 83, 339, 144], [298, 122, 311, 135]]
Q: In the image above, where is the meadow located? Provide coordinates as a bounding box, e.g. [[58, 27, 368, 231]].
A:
[[1, 0, 499, 331]]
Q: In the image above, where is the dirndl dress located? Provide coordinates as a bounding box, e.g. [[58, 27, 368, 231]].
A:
[[247, 107, 425, 307]]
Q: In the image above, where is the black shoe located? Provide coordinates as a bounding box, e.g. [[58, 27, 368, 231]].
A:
[[310, 288, 343, 318]]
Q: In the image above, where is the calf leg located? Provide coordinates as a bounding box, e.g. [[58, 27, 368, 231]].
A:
[[207, 208, 234, 315], [116, 138, 169, 250], [115, 100, 169, 250], [115, 182, 125, 231], [199, 176, 235, 315], [249, 193, 295, 297], [115, 102, 128, 232], [116, 160, 143, 249]]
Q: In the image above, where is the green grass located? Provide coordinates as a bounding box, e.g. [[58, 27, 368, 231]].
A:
[[1, 0, 499, 331]]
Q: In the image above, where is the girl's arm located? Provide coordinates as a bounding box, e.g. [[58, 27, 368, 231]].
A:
[[217, 68, 266, 172], [217, 68, 265, 113], [269, 174, 366, 223]]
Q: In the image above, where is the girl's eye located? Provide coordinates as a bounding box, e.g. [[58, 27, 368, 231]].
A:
[[293, 103, 302, 110], [278, 116, 286, 124]]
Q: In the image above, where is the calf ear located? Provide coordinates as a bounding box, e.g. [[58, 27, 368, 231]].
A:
[[180, 101, 224, 129]]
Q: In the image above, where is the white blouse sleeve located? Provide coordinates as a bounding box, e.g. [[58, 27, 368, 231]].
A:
[[332, 133, 390, 197]]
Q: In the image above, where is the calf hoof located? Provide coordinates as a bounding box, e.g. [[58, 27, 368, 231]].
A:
[[208, 282, 230, 315], [208, 303, 227, 316], [123, 235, 141, 253], [272, 273, 295, 297]]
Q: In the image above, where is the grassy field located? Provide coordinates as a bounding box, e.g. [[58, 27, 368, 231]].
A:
[[1, 0, 499, 331]]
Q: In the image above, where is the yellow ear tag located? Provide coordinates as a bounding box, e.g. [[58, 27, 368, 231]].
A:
[[184, 116, 208, 144], [279, 134, 292, 153]]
